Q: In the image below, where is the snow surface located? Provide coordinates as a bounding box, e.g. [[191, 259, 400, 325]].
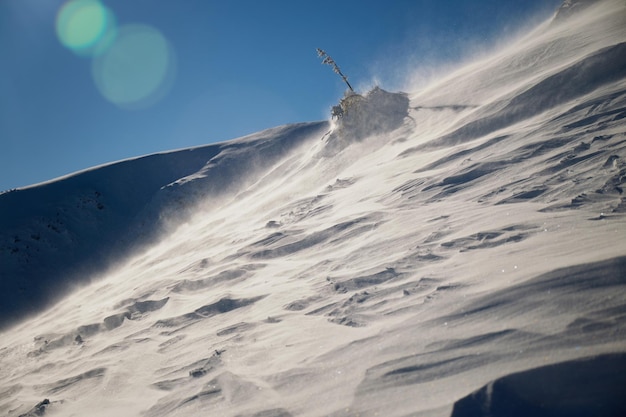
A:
[[1, 1, 626, 416]]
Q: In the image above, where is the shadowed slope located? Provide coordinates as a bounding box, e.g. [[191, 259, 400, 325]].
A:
[[451, 353, 626, 417], [0, 122, 326, 330]]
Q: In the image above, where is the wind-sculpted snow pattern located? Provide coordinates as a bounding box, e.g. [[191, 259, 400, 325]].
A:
[[1, 1, 626, 416]]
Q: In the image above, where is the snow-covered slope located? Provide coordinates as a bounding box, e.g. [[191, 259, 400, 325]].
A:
[[0, 122, 326, 329], [1, 1, 626, 416]]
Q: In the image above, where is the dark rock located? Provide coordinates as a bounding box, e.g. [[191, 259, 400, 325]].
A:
[[18, 399, 50, 417]]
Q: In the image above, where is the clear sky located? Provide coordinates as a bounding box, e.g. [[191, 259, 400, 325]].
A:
[[0, 0, 562, 191]]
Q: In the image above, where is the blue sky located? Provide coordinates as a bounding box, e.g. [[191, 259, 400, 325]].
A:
[[0, 0, 562, 191]]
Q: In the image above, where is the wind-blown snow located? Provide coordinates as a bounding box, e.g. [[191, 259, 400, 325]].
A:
[[1, 1, 626, 416]]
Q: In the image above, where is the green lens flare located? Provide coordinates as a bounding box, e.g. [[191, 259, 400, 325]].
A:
[[92, 24, 176, 108], [56, 0, 116, 56], [56, 2, 174, 108]]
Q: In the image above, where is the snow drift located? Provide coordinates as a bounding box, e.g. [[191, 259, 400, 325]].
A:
[[1, 1, 626, 416]]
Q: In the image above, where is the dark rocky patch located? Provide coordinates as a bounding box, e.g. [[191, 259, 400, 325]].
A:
[[18, 399, 50, 417]]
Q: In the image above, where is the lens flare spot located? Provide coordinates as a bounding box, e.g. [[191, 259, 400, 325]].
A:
[[92, 24, 176, 109], [56, 0, 116, 56]]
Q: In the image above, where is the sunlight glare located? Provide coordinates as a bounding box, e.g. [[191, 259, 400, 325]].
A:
[[91, 24, 176, 109], [56, 0, 116, 56]]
